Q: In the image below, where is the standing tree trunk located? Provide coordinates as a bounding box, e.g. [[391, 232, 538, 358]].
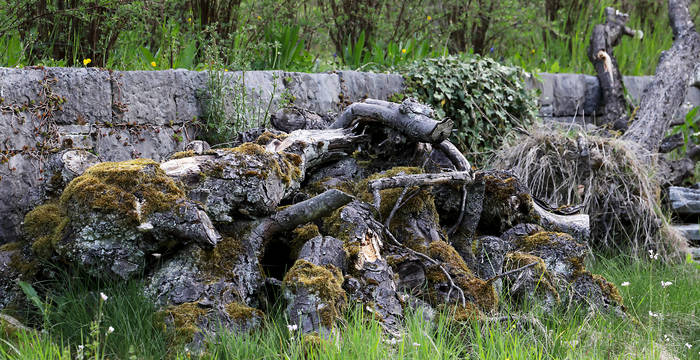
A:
[[587, 7, 640, 130], [621, 0, 700, 152]]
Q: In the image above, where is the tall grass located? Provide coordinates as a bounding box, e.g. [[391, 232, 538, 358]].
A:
[[2, 255, 697, 359]]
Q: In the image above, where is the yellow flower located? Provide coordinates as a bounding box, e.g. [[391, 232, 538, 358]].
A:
[[150, 61, 157, 67], [531, 49, 536, 55], [83, 58, 91, 66], [440, 98, 446, 106], [224, 69, 229, 72], [257, 15, 262, 20], [427, 15, 432, 21], [401, 48, 406, 54], [187, 17, 191, 23]]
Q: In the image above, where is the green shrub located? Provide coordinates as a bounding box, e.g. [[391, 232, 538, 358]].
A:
[[398, 56, 538, 166]]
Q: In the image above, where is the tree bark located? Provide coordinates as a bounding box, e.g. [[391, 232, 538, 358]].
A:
[[621, 0, 700, 152], [587, 7, 639, 130], [330, 98, 453, 144]]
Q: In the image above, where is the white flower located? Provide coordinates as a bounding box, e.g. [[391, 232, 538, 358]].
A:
[[664, 334, 671, 341], [685, 343, 692, 349], [661, 281, 673, 288], [621, 282, 630, 287], [384, 338, 400, 345], [78, 345, 84, 350], [412, 342, 420, 347], [287, 324, 298, 332], [649, 311, 659, 318], [100, 292, 108, 301], [648, 249, 659, 260], [106, 326, 114, 334]]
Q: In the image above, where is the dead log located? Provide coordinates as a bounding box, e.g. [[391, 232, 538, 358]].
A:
[[330, 98, 453, 144], [587, 7, 641, 130], [621, 0, 700, 152], [367, 171, 473, 209]]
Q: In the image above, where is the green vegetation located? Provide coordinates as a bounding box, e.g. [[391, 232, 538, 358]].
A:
[[397, 56, 538, 164], [1, 1, 697, 75], [1, 255, 697, 359]]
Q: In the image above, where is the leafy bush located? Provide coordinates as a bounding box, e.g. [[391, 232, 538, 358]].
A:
[[398, 56, 538, 165]]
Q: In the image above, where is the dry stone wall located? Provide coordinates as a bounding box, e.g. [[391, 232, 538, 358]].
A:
[[1, 67, 699, 243]]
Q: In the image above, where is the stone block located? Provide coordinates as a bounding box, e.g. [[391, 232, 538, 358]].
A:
[[284, 72, 341, 114], [337, 71, 403, 107]]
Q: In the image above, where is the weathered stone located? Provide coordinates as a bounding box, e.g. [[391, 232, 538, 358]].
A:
[[673, 223, 700, 243], [473, 236, 510, 294], [284, 72, 341, 114], [338, 71, 404, 105], [46, 159, 220, 279], [271, 106, 331, 132], [161, 144, 303, 221], [669, 186, 700, 215]]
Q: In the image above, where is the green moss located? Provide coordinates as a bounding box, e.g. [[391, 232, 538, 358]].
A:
[[224, 302, 264, 322], [255, 131, 288, 145], [206, 143, 303, 185], [457, 277, 498, 313], [304, 177, 355, 197], [163, 302, 207, 345], [23, 203, 68, 259], [23, 203, 63, 239], [446, 303, 483, 322], [290, 224, 321, 260], [427, 241, 472, 277], [170, 150, 196, 159], [592, 274, 624, 306], [0, 242, 23, 252], [517, 231, 571, 252], [199, 223, 254, 279], [283, 259, 346, 328], [60, 159, 184, 223]]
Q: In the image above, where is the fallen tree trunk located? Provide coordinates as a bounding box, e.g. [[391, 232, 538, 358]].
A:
[[621, 0, 700, 152], [330, 98, 454, 144]]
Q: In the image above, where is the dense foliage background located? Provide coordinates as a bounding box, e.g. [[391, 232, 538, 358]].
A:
[[1, 0, 698, 74]]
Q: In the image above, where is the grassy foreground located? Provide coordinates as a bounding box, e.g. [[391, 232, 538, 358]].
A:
[[1, 255, 698, 360]]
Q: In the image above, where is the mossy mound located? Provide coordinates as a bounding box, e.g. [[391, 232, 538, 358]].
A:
[[205, 143, 302, 185], [60, 159, 184, 223], [283, 259, 346, 328], [198, 222, 255, 279], [162, 302, 207, 345], [427, 241, 472, 277], [170, 150, 196, 159], [22, 203, 68, 259], [225, 302, 264, 322]]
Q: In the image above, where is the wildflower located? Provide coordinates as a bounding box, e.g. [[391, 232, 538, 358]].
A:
[[187, 17, 192, 23], [649, 311, 659, 318], [661, 281, 673, 288], [106, 326, 114, 334], [412, 342, 420, 347], [440, 98, 446, 106], [151, 61, 157, 67], [648, 249, 659, 260], [287, 324, 298, 332], [83, 58, 91, 66], [427, 15, 431, 21], [78, 345, 84, 351], [490, 47, 494, 53], [384, 338, 400, 345], [621, 281, 630, 287], [100, 292, 108, 301], [664, 334, 671, 341], [257, 15, 262, 20], [224, 69, 229, 72], [685, 343, 692, 349], [401, 48, 406, 54], [531, 49, 535, 55]]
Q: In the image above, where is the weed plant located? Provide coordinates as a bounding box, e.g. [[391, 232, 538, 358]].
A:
[[1, 255, 698, 359]]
